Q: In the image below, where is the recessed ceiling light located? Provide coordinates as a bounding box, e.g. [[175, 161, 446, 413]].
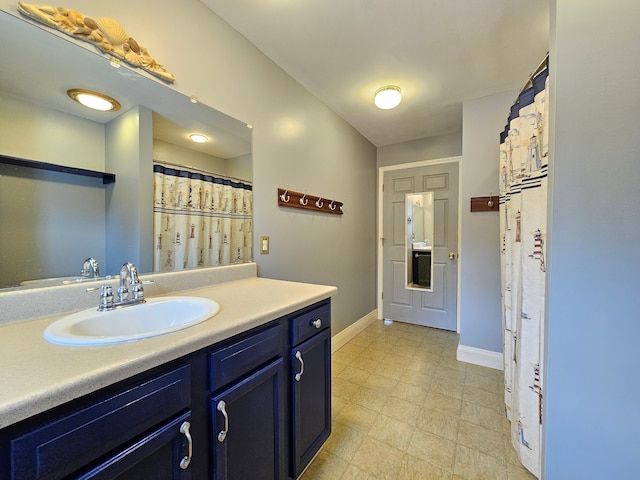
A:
[[374, 85, 402, 110], [67, 89, 121, 112], [190, 134, 208, 143]]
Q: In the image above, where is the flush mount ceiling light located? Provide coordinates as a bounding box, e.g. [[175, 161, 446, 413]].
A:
[[67, 89, 121, 112], [374, 85, 402, 110], [189, 134, 208, 143]]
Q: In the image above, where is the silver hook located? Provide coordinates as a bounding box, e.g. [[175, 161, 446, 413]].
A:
[[315, 197, 324, 208], [280, 189, 290, 203], [488, 192, 494, 208], [329, 200, 336, 210], [300, 193, 308, 206]]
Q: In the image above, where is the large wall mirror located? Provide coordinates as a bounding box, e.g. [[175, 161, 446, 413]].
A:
[[406, 192, 433, 290], [0, 10, 252, 289]]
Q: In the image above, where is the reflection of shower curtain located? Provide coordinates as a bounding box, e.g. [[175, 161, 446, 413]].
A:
[[152, 164, 253, 272], [499, 61, 548, 478]]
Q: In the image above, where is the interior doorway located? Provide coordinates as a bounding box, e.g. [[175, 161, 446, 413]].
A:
[[377, 157, 461, 331]]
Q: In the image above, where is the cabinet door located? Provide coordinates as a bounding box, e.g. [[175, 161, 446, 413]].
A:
[[291, 328, 331, 478], [210, 358, 285, 480], [77, 412, 192, 480]]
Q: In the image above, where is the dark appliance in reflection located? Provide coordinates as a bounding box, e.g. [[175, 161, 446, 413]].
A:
[[412, 251, 432, 288]]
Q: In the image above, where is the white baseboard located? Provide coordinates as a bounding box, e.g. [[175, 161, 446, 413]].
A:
[[331, 309, 378, 353], [457, 344, 504, 370]]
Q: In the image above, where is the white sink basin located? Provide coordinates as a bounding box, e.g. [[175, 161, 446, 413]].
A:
[[44, 296, 220, 346]]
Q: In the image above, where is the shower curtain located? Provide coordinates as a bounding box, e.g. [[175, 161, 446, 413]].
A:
[[499, 61, 548, 478], [153, 164, 253, 272]]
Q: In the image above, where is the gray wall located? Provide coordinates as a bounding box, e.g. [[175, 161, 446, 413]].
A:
[[1, 0, 378, 334], [460, 91, 516, 352], [544, 0, 640, 477], [377, 133, 462, 167]]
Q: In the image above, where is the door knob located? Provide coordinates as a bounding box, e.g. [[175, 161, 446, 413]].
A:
[[449, 252, 456, 260]]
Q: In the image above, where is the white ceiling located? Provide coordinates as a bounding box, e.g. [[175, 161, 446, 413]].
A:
[[200, 0, 550, 147]]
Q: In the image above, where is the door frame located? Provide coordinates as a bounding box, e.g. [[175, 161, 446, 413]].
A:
[[377, 156, 462, 332]]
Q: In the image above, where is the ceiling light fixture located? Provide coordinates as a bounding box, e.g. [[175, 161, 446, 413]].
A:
[[190, 134, 208, 143], [67, 89, 121, 112], [374, 85, 402, 110]]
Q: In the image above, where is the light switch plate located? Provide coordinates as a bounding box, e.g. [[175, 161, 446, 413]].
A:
[[260, 236, 269, 254]]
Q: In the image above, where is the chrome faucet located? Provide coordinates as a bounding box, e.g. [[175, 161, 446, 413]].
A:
[[89, 262, 151, 311], [117, 262, 145, 304], [80, 258, 100, 278]]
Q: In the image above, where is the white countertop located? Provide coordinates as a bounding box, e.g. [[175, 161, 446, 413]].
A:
[[0, 277, 337, 429]]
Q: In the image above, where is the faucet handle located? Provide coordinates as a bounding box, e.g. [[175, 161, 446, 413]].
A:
[[87, 284, 114, 311]]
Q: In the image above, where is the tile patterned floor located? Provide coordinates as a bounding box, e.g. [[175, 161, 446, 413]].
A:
[[300, 320, 536, 480]]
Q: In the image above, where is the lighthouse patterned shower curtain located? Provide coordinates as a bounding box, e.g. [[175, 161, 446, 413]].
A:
[[499, 62, 548, 478], [153, 164, 253, 272]]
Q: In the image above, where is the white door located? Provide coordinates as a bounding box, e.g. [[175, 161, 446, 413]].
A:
[[382, 162, 459, 330]]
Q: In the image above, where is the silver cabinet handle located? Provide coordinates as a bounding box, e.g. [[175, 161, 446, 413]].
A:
[[179, 421, 192, 470], [295, 350, 305, 382], [312, 319, 322, 329], [217, 400, 229, 442]]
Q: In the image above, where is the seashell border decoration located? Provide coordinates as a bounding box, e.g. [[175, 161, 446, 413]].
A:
[[16, 2, 176, 83]]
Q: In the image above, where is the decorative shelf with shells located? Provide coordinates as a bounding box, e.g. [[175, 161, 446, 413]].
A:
[[278, 188, 343, 215]]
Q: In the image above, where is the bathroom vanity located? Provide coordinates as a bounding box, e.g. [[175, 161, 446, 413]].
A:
[[0, 269, 335, 479]]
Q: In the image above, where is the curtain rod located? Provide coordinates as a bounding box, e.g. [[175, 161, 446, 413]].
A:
[[153, 160, 252, 185], [517, 52, 550, 96]]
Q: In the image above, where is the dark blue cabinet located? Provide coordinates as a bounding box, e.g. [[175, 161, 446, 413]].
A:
[[210, 359, 286, 480], [0, 299, 332, 480], [76, 412, 193, 480], [289, 303, 332, 479]]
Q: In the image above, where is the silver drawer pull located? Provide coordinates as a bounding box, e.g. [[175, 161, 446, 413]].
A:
[[217, 400, 229, 442], [295, 350, 305, 381], [312, 319, 322, 329], [179, 421, 192, 470]]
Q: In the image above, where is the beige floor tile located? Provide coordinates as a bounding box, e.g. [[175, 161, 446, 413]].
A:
[[457, 421, 506, 461], [424, 391, 463, 416], [340, 464, 372, 480], [358, 348, 390, 363], [324, 421, 365, 462], [338, 365, 373, 386], [368, 413, 415, 451], [434, 364, 467, 383], [415, 406, 460, 442], [407, 429, 457, 470], [350, 436, 405, 480], [399, 454, 454, 480], [462, 385, 504, 412], [460, 400, 506, 434], [349, 355, 381, 374], [332, 349, 358, 365], [304, 321, 532, 480], [351, 386, 389, 412], [390, 381, 430, 405], [506, 462, 538, 479], [464, 370, 501, 393], [363, 372, 399, 394], [399, 369, 433, 389], [334, 402, 379, 434], [380, 396, 422, 427], [374, 362, 406, 380], [333, 377, 360, 401], [300, 449, 349, 480], [453, 445, 507, 480]]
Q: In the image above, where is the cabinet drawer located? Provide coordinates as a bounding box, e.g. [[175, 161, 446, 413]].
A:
[[290, 302, 331, 346], [10, 365, 190, 480], [210, 324, 283, 391]]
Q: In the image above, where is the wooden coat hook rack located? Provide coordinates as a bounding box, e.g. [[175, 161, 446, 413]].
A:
[[278, 188, 343, 215], [470, 193, 499, 212]]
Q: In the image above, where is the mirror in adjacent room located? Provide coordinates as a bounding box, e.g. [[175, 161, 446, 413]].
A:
[[406, 192, 434, 290], [0, 10, 252, 289]]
